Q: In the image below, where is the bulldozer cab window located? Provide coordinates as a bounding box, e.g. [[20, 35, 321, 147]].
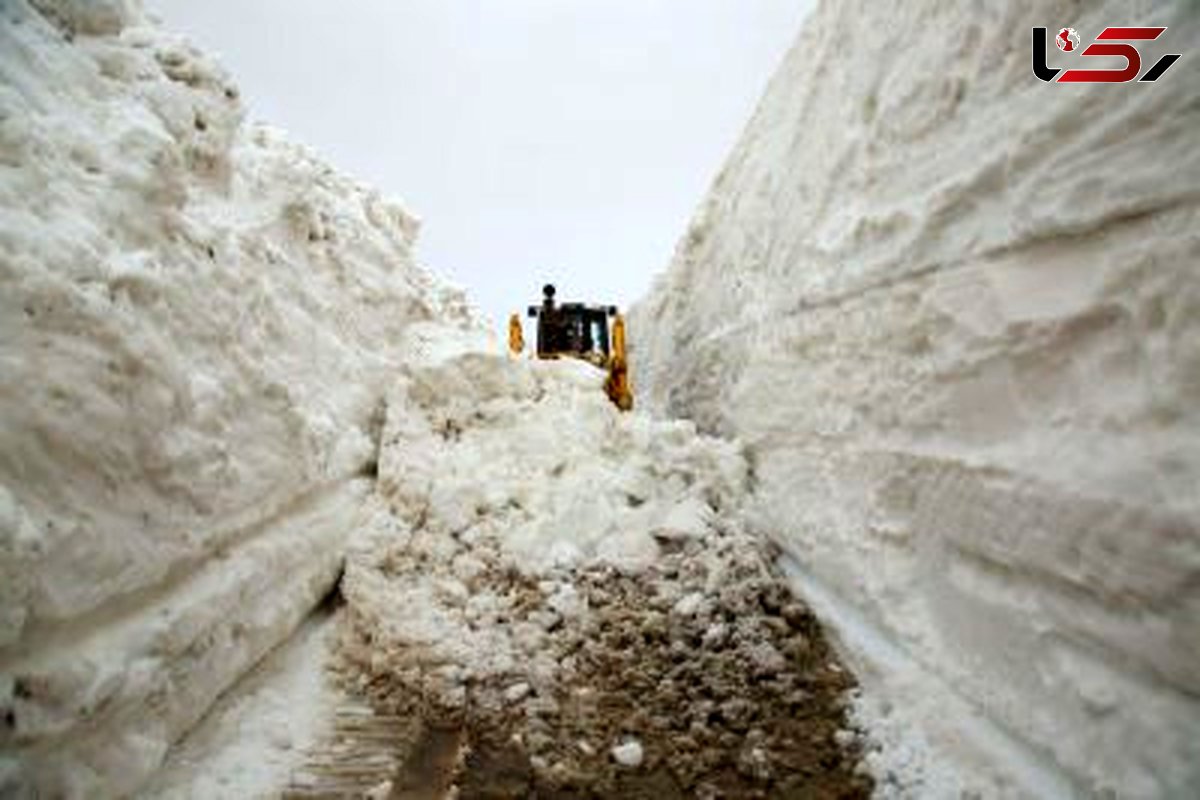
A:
[[533, 303, 610, 361], [569, 311, 610, 359], [591, 317, 610, 358]]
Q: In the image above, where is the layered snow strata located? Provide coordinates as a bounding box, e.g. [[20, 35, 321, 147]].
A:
[[135, 607, 341, 799], [0, 1, 481, 795], [631, 0, 1200, 796]]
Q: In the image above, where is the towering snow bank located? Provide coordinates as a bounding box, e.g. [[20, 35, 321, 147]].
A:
[[631, 0, 1200, 795], [0, 2, 482, 795]]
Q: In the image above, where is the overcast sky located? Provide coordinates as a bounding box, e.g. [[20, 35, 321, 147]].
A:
[[148, 1, 813, 327]]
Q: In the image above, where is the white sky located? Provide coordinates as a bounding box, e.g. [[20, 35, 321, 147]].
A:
[[148, 1, 813, 327]]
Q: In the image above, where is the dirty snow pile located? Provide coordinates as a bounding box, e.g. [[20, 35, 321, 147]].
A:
[[341, 354, 749, 696], [336, 354, 873, 795], [0, 1, 482, 796], [631, 0, 1200, 796]]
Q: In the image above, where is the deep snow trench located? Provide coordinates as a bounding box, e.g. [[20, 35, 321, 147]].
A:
[[0, 1, 881, 793], [5, 0, 1196, 796]]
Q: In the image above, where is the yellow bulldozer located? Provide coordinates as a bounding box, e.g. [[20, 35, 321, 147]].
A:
[[508, 284, 633, 411]]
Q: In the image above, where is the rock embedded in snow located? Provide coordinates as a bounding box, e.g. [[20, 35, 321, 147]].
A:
[[0, 2, 483, 796], [611, 739, 644, 768], [631, 1, 1200, 796]]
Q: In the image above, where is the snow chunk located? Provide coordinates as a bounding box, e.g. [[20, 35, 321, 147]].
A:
[[32, 0, 140, 35], [611, 739, 644, 768], [673, 591, 707, 617], [504, 682, 531, 704]]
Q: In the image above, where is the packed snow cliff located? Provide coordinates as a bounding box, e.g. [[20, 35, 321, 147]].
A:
[[0, 1, 481, 796], [631, 0, 1200, 796]]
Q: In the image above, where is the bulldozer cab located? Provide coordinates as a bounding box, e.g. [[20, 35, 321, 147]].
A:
[[510, 284, 633, 411], [527, 285, 616, 366]]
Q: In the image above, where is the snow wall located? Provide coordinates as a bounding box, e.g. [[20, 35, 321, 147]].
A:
[[0, 2, 481, 796], [630, 1, 1200, 796]]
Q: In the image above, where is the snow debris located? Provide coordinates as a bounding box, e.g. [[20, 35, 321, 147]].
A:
[[673, 591, 707, 617], [334, 353, 872, 795], [611, 739, 644, 768], [504, 682, 531, 704], [339, 353, 749, 703]]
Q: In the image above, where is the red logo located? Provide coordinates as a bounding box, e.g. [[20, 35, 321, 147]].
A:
[[1056, 27, 1080, 52], [1033, 26, 1181, 83]]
